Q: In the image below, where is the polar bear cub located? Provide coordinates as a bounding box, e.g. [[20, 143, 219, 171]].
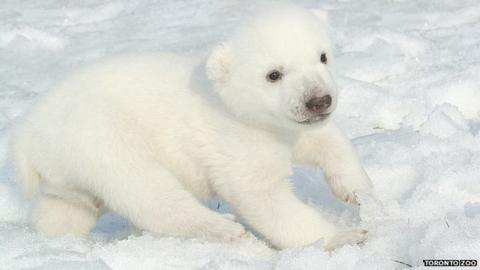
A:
[[11, 6, 372, 249]]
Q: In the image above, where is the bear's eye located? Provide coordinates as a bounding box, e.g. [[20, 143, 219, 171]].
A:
[[320, 53, 327, 64], [266, 70, 283, 82]]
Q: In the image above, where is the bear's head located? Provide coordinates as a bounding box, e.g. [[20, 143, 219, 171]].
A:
[[206, 6, 337, 133]]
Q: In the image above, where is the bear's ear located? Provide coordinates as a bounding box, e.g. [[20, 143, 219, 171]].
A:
[[312, 9, 329, 26], [206, 43, 233, 82]]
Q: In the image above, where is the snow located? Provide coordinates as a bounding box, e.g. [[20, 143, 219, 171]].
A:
[[1, 0, 480, 269]]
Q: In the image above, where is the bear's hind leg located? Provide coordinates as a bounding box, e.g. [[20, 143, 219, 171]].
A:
[[31, 192, 100, 237]]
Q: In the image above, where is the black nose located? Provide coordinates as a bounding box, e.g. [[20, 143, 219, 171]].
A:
[[305, 95, 332, 114]]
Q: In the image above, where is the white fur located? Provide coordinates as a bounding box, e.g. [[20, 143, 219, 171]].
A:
[[11, 6, 371, 249]]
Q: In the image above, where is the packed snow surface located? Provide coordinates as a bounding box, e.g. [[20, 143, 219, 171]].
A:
[[1, 0, 480, 269]]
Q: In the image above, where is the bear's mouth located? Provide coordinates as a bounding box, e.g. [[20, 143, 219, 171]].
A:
[[298, 113, 331, 125]]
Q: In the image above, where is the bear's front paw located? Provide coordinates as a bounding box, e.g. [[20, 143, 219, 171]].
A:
[[199, 214, 246, 242], [327, 171, 372, 205], [324, 228, 368, 251]]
